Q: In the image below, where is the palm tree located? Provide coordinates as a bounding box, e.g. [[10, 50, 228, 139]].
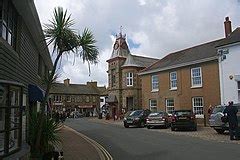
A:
[[34, 7, 99, 154]]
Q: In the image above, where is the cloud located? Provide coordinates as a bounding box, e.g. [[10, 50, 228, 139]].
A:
[[35, 0, 240, 86]]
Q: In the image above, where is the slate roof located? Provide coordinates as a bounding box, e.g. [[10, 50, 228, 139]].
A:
[[50, 83, 100, 95], [140, 38, 224, 75], [122, 54, 159, 68], [216, 27, 240, 47], [97, 86, 107, 96]]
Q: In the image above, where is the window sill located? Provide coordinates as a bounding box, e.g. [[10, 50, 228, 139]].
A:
[[195, 115, 204, 118], [191, 86, 202, 89], [0, 38, 19, 58], [170, 88, 177, 91], [151, 89, 159, 93]]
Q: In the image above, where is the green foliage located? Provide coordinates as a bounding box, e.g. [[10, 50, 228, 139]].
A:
[[29, 112, 61, 157]]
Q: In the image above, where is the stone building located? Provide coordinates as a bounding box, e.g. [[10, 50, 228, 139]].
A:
[[0, 0, 52, 159], [50, 79, 106, 116], [106, 32, 158, 118]]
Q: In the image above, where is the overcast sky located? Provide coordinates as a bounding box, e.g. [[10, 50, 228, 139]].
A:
[[35, 0, 240, 86]]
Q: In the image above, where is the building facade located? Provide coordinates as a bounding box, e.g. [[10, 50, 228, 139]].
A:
[[50, 79, 106, 116], [106, 32, 158, 118], [216, 17, 240, 105], [139, 37, 223, 123], [0, 0, 52, 159]]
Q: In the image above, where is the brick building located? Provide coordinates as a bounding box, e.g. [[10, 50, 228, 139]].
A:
[[0, 0, 52, 159], [50, 79, 106, 116], [139, 18, 239, 124], [106, 32, 158, 118]]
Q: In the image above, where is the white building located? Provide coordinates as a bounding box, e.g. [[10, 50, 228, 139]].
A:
[[217, 17, 240, 105]]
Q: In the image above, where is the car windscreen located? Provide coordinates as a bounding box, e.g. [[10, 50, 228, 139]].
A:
[[174, 111, 191, 116], [148, 112, 164, 117], [129, 110, 143, 116], [212, 106, 225, 114]]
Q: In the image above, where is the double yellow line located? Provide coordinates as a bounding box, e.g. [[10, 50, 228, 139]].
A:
[[65, 125, 113, 160]]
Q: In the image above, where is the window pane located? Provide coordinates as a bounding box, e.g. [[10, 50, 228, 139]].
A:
[[10, 108, 20, 129], [0, 132, 4, 155], [2, 24, 7, 40], [0, 108, 5, 131], [9, 129, 19, 152]]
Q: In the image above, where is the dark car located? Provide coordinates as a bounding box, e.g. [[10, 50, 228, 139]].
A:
[[171, 110, 197, 131], [146, 111, 170, 129], [209, 103, 240, 134], [123, 109, 151, 128]]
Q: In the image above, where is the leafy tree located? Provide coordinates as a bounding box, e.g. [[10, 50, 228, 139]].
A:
[[33, 7, 99, 155]]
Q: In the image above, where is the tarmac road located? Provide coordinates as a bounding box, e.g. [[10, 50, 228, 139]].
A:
[[65, 118, 240, 160]]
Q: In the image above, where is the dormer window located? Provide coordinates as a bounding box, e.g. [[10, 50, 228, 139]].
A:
[[126, 72, 133, 86]]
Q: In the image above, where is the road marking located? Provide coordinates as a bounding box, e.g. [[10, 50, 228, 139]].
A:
[[64, 125, 113, 160]]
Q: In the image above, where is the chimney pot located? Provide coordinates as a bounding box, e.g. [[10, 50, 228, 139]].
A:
[[224, 16, 232, 38], [64, 78, 70, 86]]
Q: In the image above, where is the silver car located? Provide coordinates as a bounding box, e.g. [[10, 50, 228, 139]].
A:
[[146, 111, 170, 129], [209, 104, 240, 134]]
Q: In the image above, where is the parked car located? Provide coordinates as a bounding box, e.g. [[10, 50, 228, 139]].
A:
[[209, 103, 240, 134], [171, 110, 197, 131], [146, 111, 170, 129], [123, 109, 151, 128]]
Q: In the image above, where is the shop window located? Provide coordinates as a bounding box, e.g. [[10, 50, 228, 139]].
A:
[[0, 83, 22, 156]]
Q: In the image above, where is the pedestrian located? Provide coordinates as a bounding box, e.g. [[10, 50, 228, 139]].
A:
[[208, 105, 213, 115], [223, 101, 239, 140]]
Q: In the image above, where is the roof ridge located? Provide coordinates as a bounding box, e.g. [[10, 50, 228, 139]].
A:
[[132, 54, 159, 60]]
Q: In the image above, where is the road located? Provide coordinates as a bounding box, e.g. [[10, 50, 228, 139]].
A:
[[65, 118, 240, 160]]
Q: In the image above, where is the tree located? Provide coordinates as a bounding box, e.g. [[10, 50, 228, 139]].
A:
[[34, 7, 99, 155]]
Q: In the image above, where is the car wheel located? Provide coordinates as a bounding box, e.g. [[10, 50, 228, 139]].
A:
[[147, 126, 151, 129], [215, 129, 225, 134], [124, 123, 129, 128]]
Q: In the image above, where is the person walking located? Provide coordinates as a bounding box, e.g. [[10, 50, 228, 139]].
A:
[[224, 101, 239, 140]]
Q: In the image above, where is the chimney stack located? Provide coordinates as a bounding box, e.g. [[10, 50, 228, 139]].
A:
[[64, 78, 70, 86], [224, 17, 232, 38]]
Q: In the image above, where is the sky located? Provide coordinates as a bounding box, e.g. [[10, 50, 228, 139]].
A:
[[35, 0, 240, 86]]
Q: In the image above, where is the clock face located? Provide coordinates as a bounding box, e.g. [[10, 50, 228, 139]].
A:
[[114, 43, 119, 49]]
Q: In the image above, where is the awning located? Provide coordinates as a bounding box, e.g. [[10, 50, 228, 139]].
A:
[[106, 95, 118, 103], [28, 84, 45, 102]]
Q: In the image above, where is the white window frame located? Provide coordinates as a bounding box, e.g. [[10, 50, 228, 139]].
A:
[[151, 75, 159, 92], [192, 97, 204, 118], [165, 99, 174, 115], [238, 81, 240, 102], [126, 72, 133, 86], [191, 67, 202, 88], [149, 99, 157, 112], [170, 72, 177, 90]]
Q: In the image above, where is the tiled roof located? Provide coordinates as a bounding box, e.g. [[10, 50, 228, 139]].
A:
[[140, 38, 224, 74], [50, 83, 99, 95], [97, 86, 107, 96], [216, 27, 240, 47]]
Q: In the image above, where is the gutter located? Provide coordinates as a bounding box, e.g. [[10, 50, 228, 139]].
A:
[[138, 56, 218, 76]]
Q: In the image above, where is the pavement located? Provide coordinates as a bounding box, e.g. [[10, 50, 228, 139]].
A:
[[58, 125, 112, 160]]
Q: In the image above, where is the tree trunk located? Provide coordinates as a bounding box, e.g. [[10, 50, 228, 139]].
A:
[[34, 51, 63, 153]]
